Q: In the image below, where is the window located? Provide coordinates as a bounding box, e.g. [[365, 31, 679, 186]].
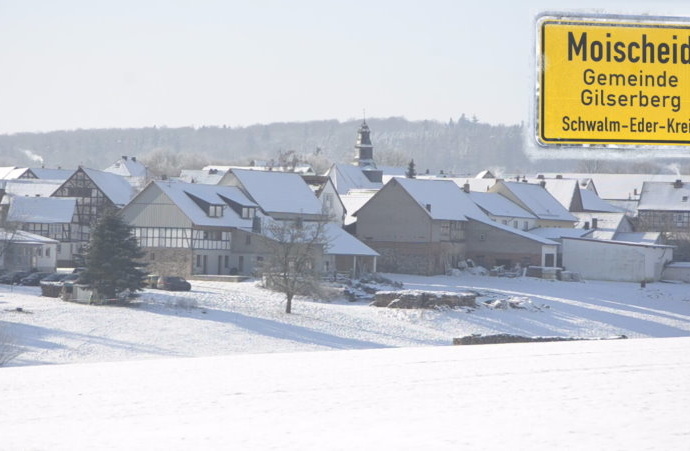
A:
[[238, 256, 244, 272], [513, 220, 519, 229], [245, 234, 251, 245], [46, 247, 51, 257], [208, 205, 223, 217], [196, 255, 201, 267], [523, 221, 529, 231], [224, 256, 229, 268]]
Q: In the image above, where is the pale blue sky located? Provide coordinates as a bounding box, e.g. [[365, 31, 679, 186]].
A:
[[1, 0, 689, 134]]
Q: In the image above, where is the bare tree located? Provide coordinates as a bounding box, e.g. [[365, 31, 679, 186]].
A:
[[259, 216, 329, 314]]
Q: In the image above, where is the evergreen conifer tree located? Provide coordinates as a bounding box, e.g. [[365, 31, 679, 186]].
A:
[[80, 209, 146, 301], [406, 159, 417, 178]]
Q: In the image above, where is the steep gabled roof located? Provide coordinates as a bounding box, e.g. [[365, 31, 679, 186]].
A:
[[152, 180, 256, 228], [0, 167, 29, 179], [579, 189, 622, 213], [0, 179, 62, 201], [469, 192, 536, 219], [324, 224, 379, 257], [104, 156, 148, 178], [524, 178, 582, 212], [227, 169, 323, 216], [638, 181, 690, 212], [27, 168, 73, 180], [81, 168, 136, 206], [341, 189, 378, 226], [392, 177, 488, 221], [326, 163, 382, 195], [7, 197, 77, 223], [494, 181, 577, 222]]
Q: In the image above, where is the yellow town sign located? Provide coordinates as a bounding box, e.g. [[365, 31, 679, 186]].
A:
[[538, 14, 690, 146]]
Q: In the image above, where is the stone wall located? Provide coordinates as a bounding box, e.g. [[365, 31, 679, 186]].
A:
[[372, 290, 477, 309], [141, 247, 193, 278]]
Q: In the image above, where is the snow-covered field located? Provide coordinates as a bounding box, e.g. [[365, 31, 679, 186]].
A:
[[2, 274, 690, 449], [2, 273, 690, 366]]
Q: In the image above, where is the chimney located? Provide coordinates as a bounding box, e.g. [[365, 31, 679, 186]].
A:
[[515, 175, 520, 181], [131, 156, 136, 162], [122, 156, 128, 161], [537, 174, 545, 179], [592, 218, 598, 229], [584, 221, 590, 230], [556, 174, 563, 179], [539, 180, 546, 188], [426, 203, 432, 212], [674, 179, 683, 189], [463, 183, 470, 193]]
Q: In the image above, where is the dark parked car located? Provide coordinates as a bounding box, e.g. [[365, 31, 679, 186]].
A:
[[19, 272, 53, 286], [157, 276, 191, 291], [0, 271, 31, 285]]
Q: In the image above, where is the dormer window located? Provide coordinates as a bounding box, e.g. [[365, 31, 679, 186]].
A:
[[208, 204, 223, 217], [241, 207, 256, 219]]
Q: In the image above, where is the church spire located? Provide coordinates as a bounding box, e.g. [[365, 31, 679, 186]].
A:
[[353, 117, 376, 169]]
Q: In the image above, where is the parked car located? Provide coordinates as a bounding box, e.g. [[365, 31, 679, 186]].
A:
[[157, 276, 191, 291], [19, 272, 53, 286], [40, 273, 72, 297], [0, 270, 32, 285]]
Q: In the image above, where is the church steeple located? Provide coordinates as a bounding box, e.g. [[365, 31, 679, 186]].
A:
[[353, 119, 376, 169]]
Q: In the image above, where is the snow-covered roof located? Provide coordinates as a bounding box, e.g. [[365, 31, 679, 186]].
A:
[[153, 180, 256, 228], [393, 177, 488, 222], [524, 178, 580, 212], [528, 227, 593, 240], [0, 228, 58, 245], [496, 181, 577, 222], [0, 166, 17, 179], [0, 179, 62, 201], [469, 192, 536, 219], [206, 164, 315, 175], [7, 197, 77, 223], [614, 232, 662, 245], [475, 169, 495, 179], [579, 189, 623, 213], [104, 156, 148, 178], [28, 168, 73, 180], [326, 163, 382, 195], [0, 167, 28, 179], [340, 189, 377, 226], [324, 224, 379, 257], [448, 178, 496, 193], [228, 169, 323, 216], [573, 212, 629, 241], [178, 169, 226, 185], [539, 173, 690, 201], [81, 168, 136, 206], [468, 217, 559, 245], [638, 181, 690, 211]]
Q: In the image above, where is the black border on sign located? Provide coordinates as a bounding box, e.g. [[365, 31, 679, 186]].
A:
[[539, 18, 690, 146]]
